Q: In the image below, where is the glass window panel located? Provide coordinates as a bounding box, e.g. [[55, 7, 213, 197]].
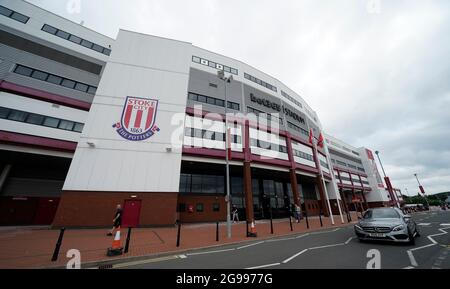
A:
[[14, 65, 33, 76], [196, 203, 204, 212], [31, 70, 48, 81], [92, 44, 104, 53], [11, 12, 29, 23], [231, 68, 238, 75], [216, 99, 225, 107], [192, 56, 201, 63], [42, 24, 57, 34], [47, 74, 63, 85], [73, 123, 84, 133], [198, 95, 207, 103], [58, 119, 74, 131], [61, 79, 76, 89], [81, 39, 93, 48], [43, 117, 59, 128], [87, 86, 97, 94], [74, 83, 89, 92], [0, 107, 10, 118], [7, 110, 27, 122], [0, 6, 13, 17], [25, 113, 45, 125], [69, 34, 82, 44], [103, 48, 112, 56], [207, 97, 215, 105], [56, 30, 70, 40], [191, 175, 202, 192], [188, 93, 197, 101]]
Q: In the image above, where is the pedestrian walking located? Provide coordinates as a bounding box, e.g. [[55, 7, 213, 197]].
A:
[[232, 206, 239, 223], [295, 204, 302, 223], [107, 204, 123, 236]]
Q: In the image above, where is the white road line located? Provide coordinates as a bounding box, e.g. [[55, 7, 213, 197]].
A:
[[345, 237, 355, 244], [178, 254, 187, 259], [418, 223, 431, 226], [296, 233, 310, 239], [310, 243, 344, 250], [186, 248, 235, 256], [403, 266, 415, 269], [266, 237, 297, 242], [282, 249, 308, 264], [237, 241, 265, 249], [407, 251, 418, 267], [428, 228, 450, 244], [310, 228, 340, 235], [246, 263, 280, 269], [440, 223, 450, 226], [410, 243, 436, 252]]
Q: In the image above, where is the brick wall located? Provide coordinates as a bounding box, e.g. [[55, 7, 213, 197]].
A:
[[177, 195, 227, 223]]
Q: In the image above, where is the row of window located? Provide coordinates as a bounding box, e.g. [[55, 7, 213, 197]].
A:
[[0, 106, 84, 133], [41, 24, 111, 56], [0, 5, 29, 24], [281, 90, 303, 109], [179, 174, 225, 194], [178, 203, 220, 213], [250, 138, 288, 153], [14, 65, 97, 94], [192, 56, 238, 75], [244, 73, 277, 92], [188, 92, 240, 111], [293, 149, 314, 162], [320, 160, 329, 169], [331, 158, 365, 172], [247, 106, 283, 125], [287, 121, 309, 137], [184, 127, 242, 144]]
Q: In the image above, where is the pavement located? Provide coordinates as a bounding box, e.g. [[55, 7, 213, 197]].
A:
[[115, 210, 450, 269], [0, 212, 357, 269]]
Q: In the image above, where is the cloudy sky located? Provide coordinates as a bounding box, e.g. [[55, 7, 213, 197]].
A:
[[28, 0, 450, 196]]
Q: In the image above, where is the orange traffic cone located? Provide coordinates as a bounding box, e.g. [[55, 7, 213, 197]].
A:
[[249, 221, 257, 237], [107, 227, 123, 256]]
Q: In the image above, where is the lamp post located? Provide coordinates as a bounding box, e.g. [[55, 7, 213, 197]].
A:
[[414, 173, 429, 209], [375, 150, 398, 208], [217, 70, 233, 238]]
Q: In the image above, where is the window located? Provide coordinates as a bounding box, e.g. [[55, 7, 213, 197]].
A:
[[192, 55, 238, 75], [43, 117, 59, 128], [227, 101, 240, 111], [58, 120, 74, 131], [178, 203, 186, 213], [31, 70, 48, 81], [87, 86, 97, 94], [47, 75, 63, 85], [0, 107, 9, 118], [73, 123, 84, 133], [0, 6, 29, 24], [196, 203, 204, 212], [42, 24, 58, 34], [213, 203, 220, 212], [216, 99, 225, 107], [25, 114, 44, 125], [14, 65, 33, 77], [75, 83, 89, 92], [69, 34, 82, 44], [7, 110, 27, 122], [41, 24, 111, 56], [56, 30, 70, 40], [245, 72, 277, 92], [61, 79, 76, 89]]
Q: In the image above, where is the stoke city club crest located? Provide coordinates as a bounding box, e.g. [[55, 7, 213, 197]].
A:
[[113, 96, 160, 141]]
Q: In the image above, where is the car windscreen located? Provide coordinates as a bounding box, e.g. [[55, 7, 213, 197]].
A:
[[363, 209, 400, 219]]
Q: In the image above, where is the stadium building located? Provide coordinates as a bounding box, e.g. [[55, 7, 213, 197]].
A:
[[0, 0, 396, 228]]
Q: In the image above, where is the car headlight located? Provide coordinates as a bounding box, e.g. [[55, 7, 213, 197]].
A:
[[392, 225, 405, 232], [355, 224, 363, 231]]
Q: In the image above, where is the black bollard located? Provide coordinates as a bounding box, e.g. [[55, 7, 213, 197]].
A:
[[305, 210, 310, 229], [289, 215, 293, 232], [51, 227, 66, 262], [124, 227, 132, 253], [270, 209, 274, 234], [319, 210, 323, 227], [246, 220, 249, 237], [176, 221, 181, 247], [216, 222, 219, 242]]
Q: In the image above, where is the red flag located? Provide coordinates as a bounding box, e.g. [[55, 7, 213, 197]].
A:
[[309, 128, 313, 144], [317, 133, 324, 148], [227, 128, 232, 160]]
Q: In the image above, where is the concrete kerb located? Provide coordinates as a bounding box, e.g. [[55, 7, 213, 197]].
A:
[[40, 221, 356, 269]]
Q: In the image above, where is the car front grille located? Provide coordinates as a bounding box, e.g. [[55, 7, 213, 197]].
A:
[[362, 226, 392, 233]]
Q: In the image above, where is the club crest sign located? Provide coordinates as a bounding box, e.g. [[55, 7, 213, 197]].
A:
[[113, 96, 160, 141]]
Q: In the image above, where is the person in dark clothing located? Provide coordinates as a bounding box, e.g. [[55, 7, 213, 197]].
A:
[[107, 204, 122, 236]]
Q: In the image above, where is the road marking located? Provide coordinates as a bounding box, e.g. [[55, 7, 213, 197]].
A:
[[237, 241, 265, 249], [296, 233, 310, 239], [282, 249, 308, 264], [113, 255, 179, 268], [428, 228, 450, 244], [407, 251, 418, 267], [266, 237, 297, 242], [345, 237, 355, 244], [310, 228, 340, 235], [440, 224, 450, 226], [178, 254, 187, 259], [403, 266, 415, 269], [187, 248, 235, 256], [246, 263, 280, 269], [410, 243, 436, 252], [310, 243, 343, 250], [418, 223, 431, 226]]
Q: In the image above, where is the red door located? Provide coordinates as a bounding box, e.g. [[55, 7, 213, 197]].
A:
[[33, 198, 60, 225], [122, 200, 142, 228]]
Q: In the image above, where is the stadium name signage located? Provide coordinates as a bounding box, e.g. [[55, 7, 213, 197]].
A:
[[250, 94, 305, 124]]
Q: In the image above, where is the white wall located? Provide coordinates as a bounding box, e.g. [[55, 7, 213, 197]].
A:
[[63, 30, 192, 192]]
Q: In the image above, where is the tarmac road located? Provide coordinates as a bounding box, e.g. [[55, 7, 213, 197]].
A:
[[115, 210, 450, 269]]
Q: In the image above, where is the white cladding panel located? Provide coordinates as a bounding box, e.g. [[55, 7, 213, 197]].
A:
[[63, 30, 191, 192]]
